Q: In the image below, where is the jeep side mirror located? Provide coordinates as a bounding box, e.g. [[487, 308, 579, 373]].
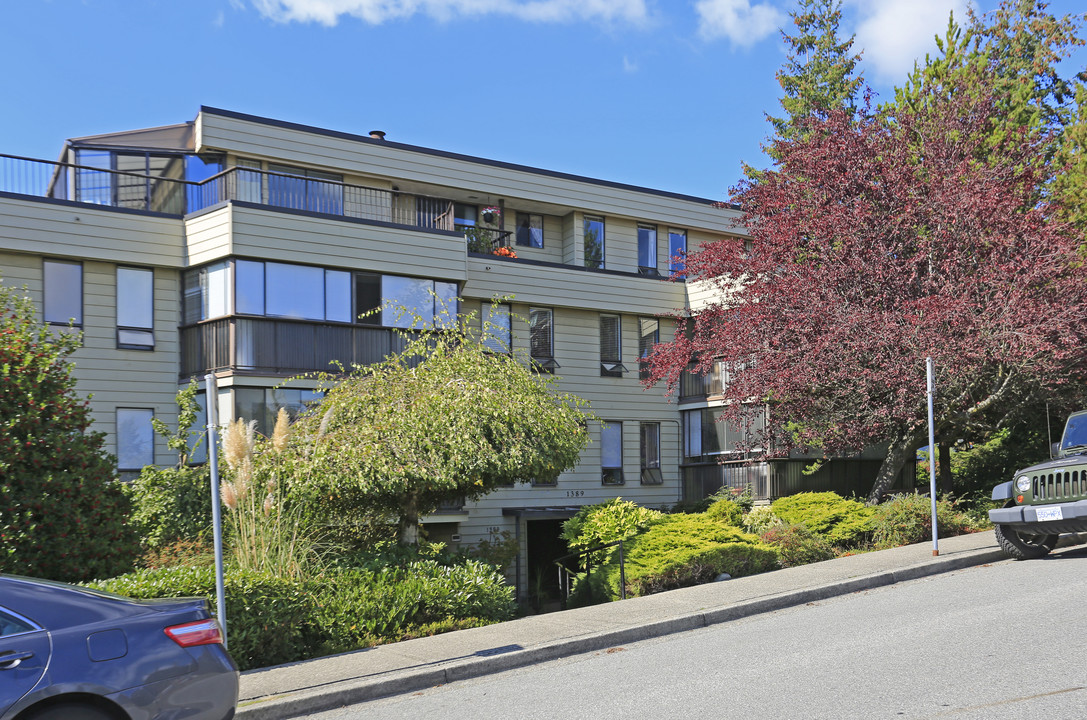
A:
[[1051, 442, 1060, 459]]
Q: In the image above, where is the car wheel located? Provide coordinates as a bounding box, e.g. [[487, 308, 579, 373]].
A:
[[23, 703, 116, 720], [994, 521, 1058, 560]]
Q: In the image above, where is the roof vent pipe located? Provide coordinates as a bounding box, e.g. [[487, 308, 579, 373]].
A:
[[369, 130, 387, 140]]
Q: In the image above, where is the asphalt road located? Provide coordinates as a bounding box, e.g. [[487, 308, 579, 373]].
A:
[[299, 546, 1087, 720]]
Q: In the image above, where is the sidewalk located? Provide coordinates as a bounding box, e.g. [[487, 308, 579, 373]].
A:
[[234, 530, 1066, 720]]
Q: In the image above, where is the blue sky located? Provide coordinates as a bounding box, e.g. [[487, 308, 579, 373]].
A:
[[2, 0, 1084, 200]]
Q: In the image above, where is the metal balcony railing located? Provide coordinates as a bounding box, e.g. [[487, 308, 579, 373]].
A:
[[179, 316, 416, 377], [0, 153, 467, 236]]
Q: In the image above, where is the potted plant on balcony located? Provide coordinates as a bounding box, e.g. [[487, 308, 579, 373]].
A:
[[482, 206, 501, 224]]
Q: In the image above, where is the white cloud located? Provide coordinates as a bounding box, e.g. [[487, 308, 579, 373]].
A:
[[623, 55, 638, 73], [249, 0, 649, 25], [846, 0, 969, 82], [695, 0, 785, 48]]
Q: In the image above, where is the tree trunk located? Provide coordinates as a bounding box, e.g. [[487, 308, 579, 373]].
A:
[[867, 432, 921, 505], [398, 496, 420, 546], [938, 441, 953, 494]]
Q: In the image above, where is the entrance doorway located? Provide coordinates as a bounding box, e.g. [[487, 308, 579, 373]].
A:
[[525, 519, 569, 612]]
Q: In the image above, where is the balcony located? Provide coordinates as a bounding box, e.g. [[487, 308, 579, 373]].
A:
[[180, 316, 415, 377], [0, 153, 468, 236]]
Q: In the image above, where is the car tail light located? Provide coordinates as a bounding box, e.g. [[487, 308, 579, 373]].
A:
[[164, 619, 224, 647]]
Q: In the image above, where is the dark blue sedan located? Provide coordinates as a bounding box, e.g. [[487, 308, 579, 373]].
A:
[[1, 574, 237, 720]]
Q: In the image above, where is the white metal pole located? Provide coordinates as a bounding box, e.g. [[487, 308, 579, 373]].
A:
[[205, 373, 228, 647], [926, 357, 939, 557]]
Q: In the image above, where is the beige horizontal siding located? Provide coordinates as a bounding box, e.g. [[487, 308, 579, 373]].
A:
[[197, 111, 744, 235], [0, 196, 185, 267], [185, 206, 233, 265], [227, 205, 467, 281], [463, 256, 686, 316]]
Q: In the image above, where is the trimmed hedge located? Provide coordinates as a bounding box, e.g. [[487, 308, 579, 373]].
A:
[[89, 557, 515, 671], [561, 498, 662, 567], [705, 498, 743, 527], [583, 514, 779, 601], [771, 492, 875, 548]]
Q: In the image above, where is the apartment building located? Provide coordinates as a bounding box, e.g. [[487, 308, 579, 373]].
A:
[[0, 108, 907, 597]]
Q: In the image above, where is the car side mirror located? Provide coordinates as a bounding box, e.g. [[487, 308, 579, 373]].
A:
[[1051, 442, 1060, 459]]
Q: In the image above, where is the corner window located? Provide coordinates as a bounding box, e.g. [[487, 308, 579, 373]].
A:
[[529, 308, 558, 373], [638, 224, 658, 275], [600, 314, 625, 377], [117, 267, 154, 349], [669, 228, 687, 278], [638, 318, 660, 380], [43, 260, 82, 328], [515, 213, 544, 248], [601, 421, 624, 485], [482, 303, 511, 353], [640, 422, 663, 485], [584, 215, 604, 270], [182, 261, 231, 324], [683, 406, 766, 462], [117, 408, 154, 471]]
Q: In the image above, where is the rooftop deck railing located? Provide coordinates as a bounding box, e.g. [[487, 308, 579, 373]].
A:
[[0, 153, 463, 235]]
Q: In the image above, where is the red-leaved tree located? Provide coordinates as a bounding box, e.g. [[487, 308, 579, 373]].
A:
[[648, 77, 1087, 503]]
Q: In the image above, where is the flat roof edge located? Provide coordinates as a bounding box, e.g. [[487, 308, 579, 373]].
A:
[[199, 106, 736, 209]]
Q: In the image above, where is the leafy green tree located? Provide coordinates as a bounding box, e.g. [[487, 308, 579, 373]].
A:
[[765, 0, 863, 157], [280, 306, 591, 545], [0, 282, 138, 581]]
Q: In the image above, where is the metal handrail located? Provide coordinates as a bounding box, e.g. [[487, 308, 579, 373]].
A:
[[554, 539, 628, 609]]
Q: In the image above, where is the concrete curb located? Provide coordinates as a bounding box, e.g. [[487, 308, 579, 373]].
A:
[[235, 543, 1014, 720]]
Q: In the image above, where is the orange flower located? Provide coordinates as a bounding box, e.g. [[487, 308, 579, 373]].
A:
[[493, 247, 518, 259]]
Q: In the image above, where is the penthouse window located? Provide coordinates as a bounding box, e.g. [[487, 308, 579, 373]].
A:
[[584, 215, 604, 269], [43, 259, 82, 329]]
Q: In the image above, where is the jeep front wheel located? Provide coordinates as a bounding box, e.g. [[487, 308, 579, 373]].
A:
[[994, 522, 1058, 560]]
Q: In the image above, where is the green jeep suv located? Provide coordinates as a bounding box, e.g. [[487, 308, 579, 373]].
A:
[[989, 410, 1087, 559]]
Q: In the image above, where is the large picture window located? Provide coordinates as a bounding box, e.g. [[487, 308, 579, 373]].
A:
[[601, 421, 624, 485], [584, 215, 604, 269], [117, 267, 154, 349], [683, 406, 766, 461], [44, 260, 82, 328]]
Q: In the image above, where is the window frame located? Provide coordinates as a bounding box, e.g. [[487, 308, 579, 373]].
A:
[[668, 227, 687, 279], [529, 307, 558, 373], [599, 313, 625, 377], [482, 303, 512, 353], [637, 224, 658, 276], [601, 420, 624, 485], [515, 212, 544, 249], [640, 421, 663, 485], [116, 407, 155, 472], [43, 259, 83, 329], [583, 215, 605, 270], [638, 317, 660, 381], [116, 266, 155, 350]]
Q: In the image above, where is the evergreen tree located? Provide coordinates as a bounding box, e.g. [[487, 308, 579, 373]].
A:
[[765, 0, 863, 156], [0, 282, 138, 581]]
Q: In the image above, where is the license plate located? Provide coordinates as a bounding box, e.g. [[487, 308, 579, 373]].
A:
[[1036, 506, 1064, 522]]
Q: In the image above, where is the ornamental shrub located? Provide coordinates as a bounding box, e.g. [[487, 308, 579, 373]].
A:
[[771, 492, 875, 548], [561, 498, 663, 567], [705, 498, 743, 527], [870, 493, 982, 549], [584, 514, 779, 600], [759, 523, 837, 567], [0, 283, 138, 582], [743, 506, 783, 534], [124, 465, 212, 549]]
